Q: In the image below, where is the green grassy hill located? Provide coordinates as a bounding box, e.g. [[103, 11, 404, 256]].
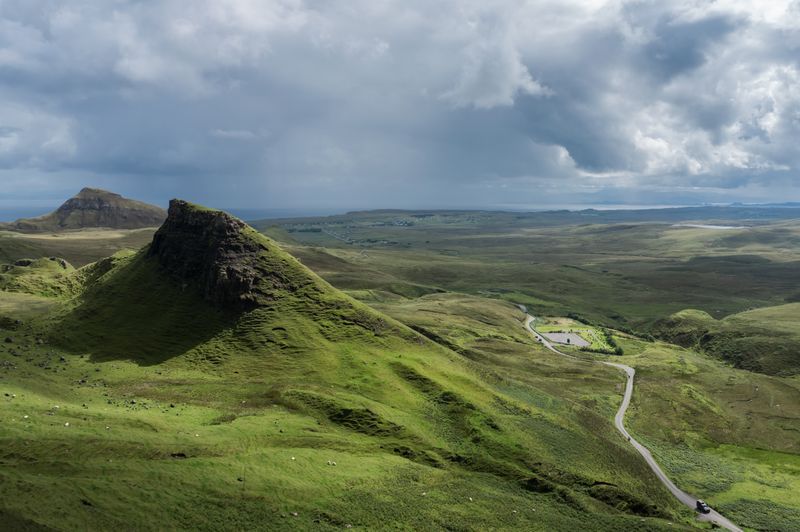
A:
[[0, 257, 77, 297], [653, 305, 800, 375], [0, 201, 698, 530], [372, 294, 800, 530]]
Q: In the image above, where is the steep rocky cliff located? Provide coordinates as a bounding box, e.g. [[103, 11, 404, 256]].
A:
[[147, 199, 308, 310], [55, 199, 394, 363], [1, 188, 166, 232]]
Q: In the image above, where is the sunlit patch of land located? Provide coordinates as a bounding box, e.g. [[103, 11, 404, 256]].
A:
[[0, 228, 157, 240]]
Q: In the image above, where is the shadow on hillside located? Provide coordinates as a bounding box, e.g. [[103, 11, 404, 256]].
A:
[[51, 253, 238, 366]]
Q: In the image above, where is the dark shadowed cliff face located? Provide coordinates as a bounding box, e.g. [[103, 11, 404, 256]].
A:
[[1, 188, 166, 232], [147, 199, 303, 310]]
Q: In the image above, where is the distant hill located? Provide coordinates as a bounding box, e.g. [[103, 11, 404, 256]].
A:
[[652, 305, 800, 376], [255, 204, 800, 231], [0, 188, 166, 232]]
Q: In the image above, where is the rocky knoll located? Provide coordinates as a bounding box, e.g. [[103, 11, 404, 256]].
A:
[[147, 200, 303, 310], [1, 188, 166, 232]]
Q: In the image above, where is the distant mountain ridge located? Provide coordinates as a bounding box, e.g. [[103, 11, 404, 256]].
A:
[[0, 188, 166, 232]]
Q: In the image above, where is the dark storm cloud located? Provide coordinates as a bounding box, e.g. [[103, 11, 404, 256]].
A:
[[0, 0, 798, 209], [637, 13, 743, 80]]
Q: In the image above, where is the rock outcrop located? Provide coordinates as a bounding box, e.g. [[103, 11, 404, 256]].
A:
[[1, 188, 166, 232], [147, 199, 300, 310]]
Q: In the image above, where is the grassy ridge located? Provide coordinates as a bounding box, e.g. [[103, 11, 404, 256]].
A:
[[653, 305, 800, 375], [0, 257, 77, 297], [0, 292, 685, 530]]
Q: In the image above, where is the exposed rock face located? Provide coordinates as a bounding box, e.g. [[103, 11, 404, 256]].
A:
[[1, 188, 166, 232], [148, 200, 288, 310]]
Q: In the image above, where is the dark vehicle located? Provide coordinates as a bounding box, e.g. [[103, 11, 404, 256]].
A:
[[696, 500, 711, 514]]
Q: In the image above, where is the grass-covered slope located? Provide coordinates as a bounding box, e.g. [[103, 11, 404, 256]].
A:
[[617, 336, 800, 530], [653, 306, 800, 376], [0, 201, 698, 530], [53, 200, 400, 364], [0, 257, 77, 297]]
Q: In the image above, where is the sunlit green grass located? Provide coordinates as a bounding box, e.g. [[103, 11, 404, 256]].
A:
[[258, 212, 800, 332], [653, 304, 800, 375], [615, 337, 800, 529], [534, 318, 614, 352], [0, 222, 696, 530], [0, 228, 155, 267], [3, 205, 799, 530]]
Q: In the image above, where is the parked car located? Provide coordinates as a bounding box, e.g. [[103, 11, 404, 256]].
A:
[[696, 500, 711, 514]]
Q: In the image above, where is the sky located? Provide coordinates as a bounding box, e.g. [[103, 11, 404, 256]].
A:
[[1, 0, 799, 212]]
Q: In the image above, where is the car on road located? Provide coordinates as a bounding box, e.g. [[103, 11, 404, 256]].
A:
[[696, 500, 711, 514]]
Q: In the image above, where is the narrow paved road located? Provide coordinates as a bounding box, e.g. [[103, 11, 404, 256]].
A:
[[523, 314, 742, 532]]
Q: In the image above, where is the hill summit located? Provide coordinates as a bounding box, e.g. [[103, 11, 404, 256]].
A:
[[148, 199, 313, 310], [56, 199, 395, 362], [1, 187, 166, 232]]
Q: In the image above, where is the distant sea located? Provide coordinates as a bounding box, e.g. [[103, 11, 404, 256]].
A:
[[490, 203, 691, 212], [226, 207, 349, 222], [0, 205, 57, 223]]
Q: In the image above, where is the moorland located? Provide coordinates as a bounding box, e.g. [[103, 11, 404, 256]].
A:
[[1, 198, 798, 531]]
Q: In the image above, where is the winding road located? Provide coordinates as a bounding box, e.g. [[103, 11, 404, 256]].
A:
[[523, 314, 742, 532]]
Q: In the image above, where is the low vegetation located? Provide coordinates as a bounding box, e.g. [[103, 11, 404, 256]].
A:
[[2, 201, 798, 530], [257, 210, 800, 337], [616, 337, 800, 529], [653, 305, 800, 375], [0, 228, 155, 267], [0, 203, 701, 530], [533, 316, 621, 355]]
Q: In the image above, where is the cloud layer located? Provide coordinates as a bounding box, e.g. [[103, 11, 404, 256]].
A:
[[0, 0, 798, 209]]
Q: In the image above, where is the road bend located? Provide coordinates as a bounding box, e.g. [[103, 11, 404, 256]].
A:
[[523, 314, 742, 532]]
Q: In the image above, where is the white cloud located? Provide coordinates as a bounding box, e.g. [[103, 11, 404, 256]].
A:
[[0, 101, 76, 168], [441, 5, 551, 109], [0, 0, 798, 206]]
